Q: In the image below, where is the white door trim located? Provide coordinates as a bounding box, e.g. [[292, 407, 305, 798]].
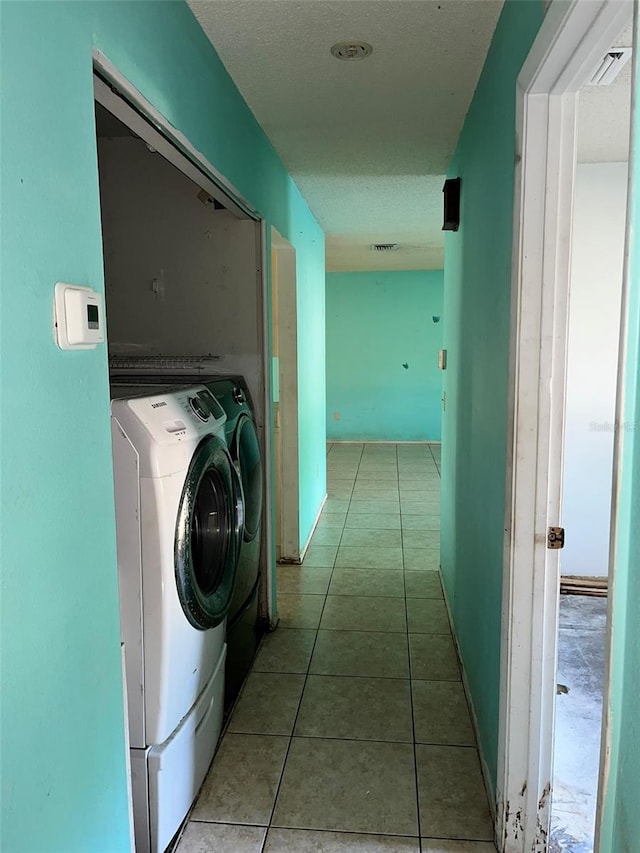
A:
[[271, 228, 300, 563], [93, 51, 256, 220], [497, 2, 632, 851]]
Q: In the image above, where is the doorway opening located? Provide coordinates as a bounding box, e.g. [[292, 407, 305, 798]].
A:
[[498, 2, 634, 851], [552, 68, 630, 848]]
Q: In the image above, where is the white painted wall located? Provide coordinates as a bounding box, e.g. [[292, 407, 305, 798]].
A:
[[561, 162, 628, 577], [97, 137, 264, 414]]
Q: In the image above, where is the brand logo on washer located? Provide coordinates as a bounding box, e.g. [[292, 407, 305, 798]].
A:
[[151, 401, 167, 409]]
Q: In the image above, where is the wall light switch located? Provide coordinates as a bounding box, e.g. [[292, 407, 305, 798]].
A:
[[438, 349, 447, 370]]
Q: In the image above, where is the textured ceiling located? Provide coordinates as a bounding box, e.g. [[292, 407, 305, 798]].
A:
[[188, 0, 504, 270], [577, 22, 633, 164], [187, 3, 632, 268]]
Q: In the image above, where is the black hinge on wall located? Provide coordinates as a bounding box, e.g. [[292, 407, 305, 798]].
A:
[[547, 527, 565, 549]]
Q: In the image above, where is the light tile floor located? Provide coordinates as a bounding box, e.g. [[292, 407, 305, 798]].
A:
[[178, 442, 496, 853]]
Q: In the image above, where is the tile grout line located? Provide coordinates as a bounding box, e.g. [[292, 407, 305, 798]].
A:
[[259, 446, 363, 851], [398, 445, 425, 848]]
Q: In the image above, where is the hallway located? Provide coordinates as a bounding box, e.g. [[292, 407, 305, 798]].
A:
[[177, 443, 496, 852]]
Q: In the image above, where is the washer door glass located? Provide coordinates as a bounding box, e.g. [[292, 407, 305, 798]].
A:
[[175, 435, 242, 629], [233, 414, 263, 542]]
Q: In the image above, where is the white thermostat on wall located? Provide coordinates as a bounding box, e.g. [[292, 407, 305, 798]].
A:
[[54, 282, 105, 350]]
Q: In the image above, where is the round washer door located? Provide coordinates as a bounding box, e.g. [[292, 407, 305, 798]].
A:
[[174, 434, 243, 630], [232, 414, 263, 542]]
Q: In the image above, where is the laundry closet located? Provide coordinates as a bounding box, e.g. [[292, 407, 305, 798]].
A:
[[94, 85, 269, 853]]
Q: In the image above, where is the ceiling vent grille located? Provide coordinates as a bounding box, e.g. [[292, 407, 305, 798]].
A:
[[371, 243, 399, 252], [589, 47, 632, 86]]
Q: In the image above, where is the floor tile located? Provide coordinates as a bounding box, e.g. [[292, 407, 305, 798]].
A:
[[340, 528, 402, 548], [327, 474, 358, 485], [191, 733, 289, 825], [328, 473, 356, 483], [264, 828, 419, 852], [412, 681, 475, 746], [401, 514, 440, 530], [401, 499, 439, 515], [329, 568, 405, 598], [327, 486, 354, 499], [352, 482, 399, 494], [356, 469, 399, 481], [403, 530, 440, 550], [349, 499, 400, 514], [228, 673, 305, 735], [406, 598, 450, 634], [399, 473, 440, 484], [294, 674, 413, 742], [355, 477, 399, 487], [310, 630, 410, 678], [324, 498, 351, 513], [278, 593, 326, 629], [416, 745, 493, 840], [320, 595, 407, 632], [253, 628, 317, 673], [399, 484, 440, 495], [421, 841, 496, 852], [398, 472, 437, 481], [399, 488, 440, 506], [277, 566, 332, 595], [316, 512, 347, 528], [352, 490, 400, 503], [403, 548, 440, 571], [302, 544, 338, 567], [176, 822, 266, 853], [308, 526, 344, 546], [272, 738, 418, 835], [409, 634, 460, 681], [345, 512, 401, 530], [336, 545, 404, 570], [404, 571, 443, 599]]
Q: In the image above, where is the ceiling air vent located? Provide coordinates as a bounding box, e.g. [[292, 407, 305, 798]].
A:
[[371, 243, 399, 252], [589, 47, 632, 86]]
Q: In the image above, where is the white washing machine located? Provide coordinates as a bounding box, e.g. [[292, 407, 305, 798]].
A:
[[111, 385, 243, 853]]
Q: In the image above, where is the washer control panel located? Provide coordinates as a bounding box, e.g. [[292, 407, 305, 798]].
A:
[[114, 386, 226, 445]]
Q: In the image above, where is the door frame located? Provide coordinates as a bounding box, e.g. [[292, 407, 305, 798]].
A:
[[271, 227, 300, 563], [497, 1, 633, 850]]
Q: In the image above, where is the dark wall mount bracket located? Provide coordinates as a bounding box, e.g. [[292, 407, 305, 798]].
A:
[[442, 178, 461, 232]]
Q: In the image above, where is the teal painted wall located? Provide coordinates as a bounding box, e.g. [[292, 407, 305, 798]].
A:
[[600, 11, 640, 851], [440, 0, 543, 789], [326, 270, 444, 442], [0, 3, 324, 851]]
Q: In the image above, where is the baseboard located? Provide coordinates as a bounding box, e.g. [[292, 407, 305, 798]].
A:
[[439, 570, 498, 831], [560, 574, 608, 596]]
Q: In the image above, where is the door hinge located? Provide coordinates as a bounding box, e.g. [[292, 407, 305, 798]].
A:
[[547, 527, 565, 549]]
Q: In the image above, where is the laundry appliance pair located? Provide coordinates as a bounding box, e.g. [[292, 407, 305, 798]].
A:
[[110, 372, 264, 853]]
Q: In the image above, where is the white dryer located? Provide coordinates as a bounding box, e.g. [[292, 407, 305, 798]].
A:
[[111, 385, 242, 853]]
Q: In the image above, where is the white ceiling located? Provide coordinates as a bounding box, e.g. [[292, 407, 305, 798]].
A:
[[188, 3, 633, 269], [577, 22, 633, 164], [188, 0, 504, 271]]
